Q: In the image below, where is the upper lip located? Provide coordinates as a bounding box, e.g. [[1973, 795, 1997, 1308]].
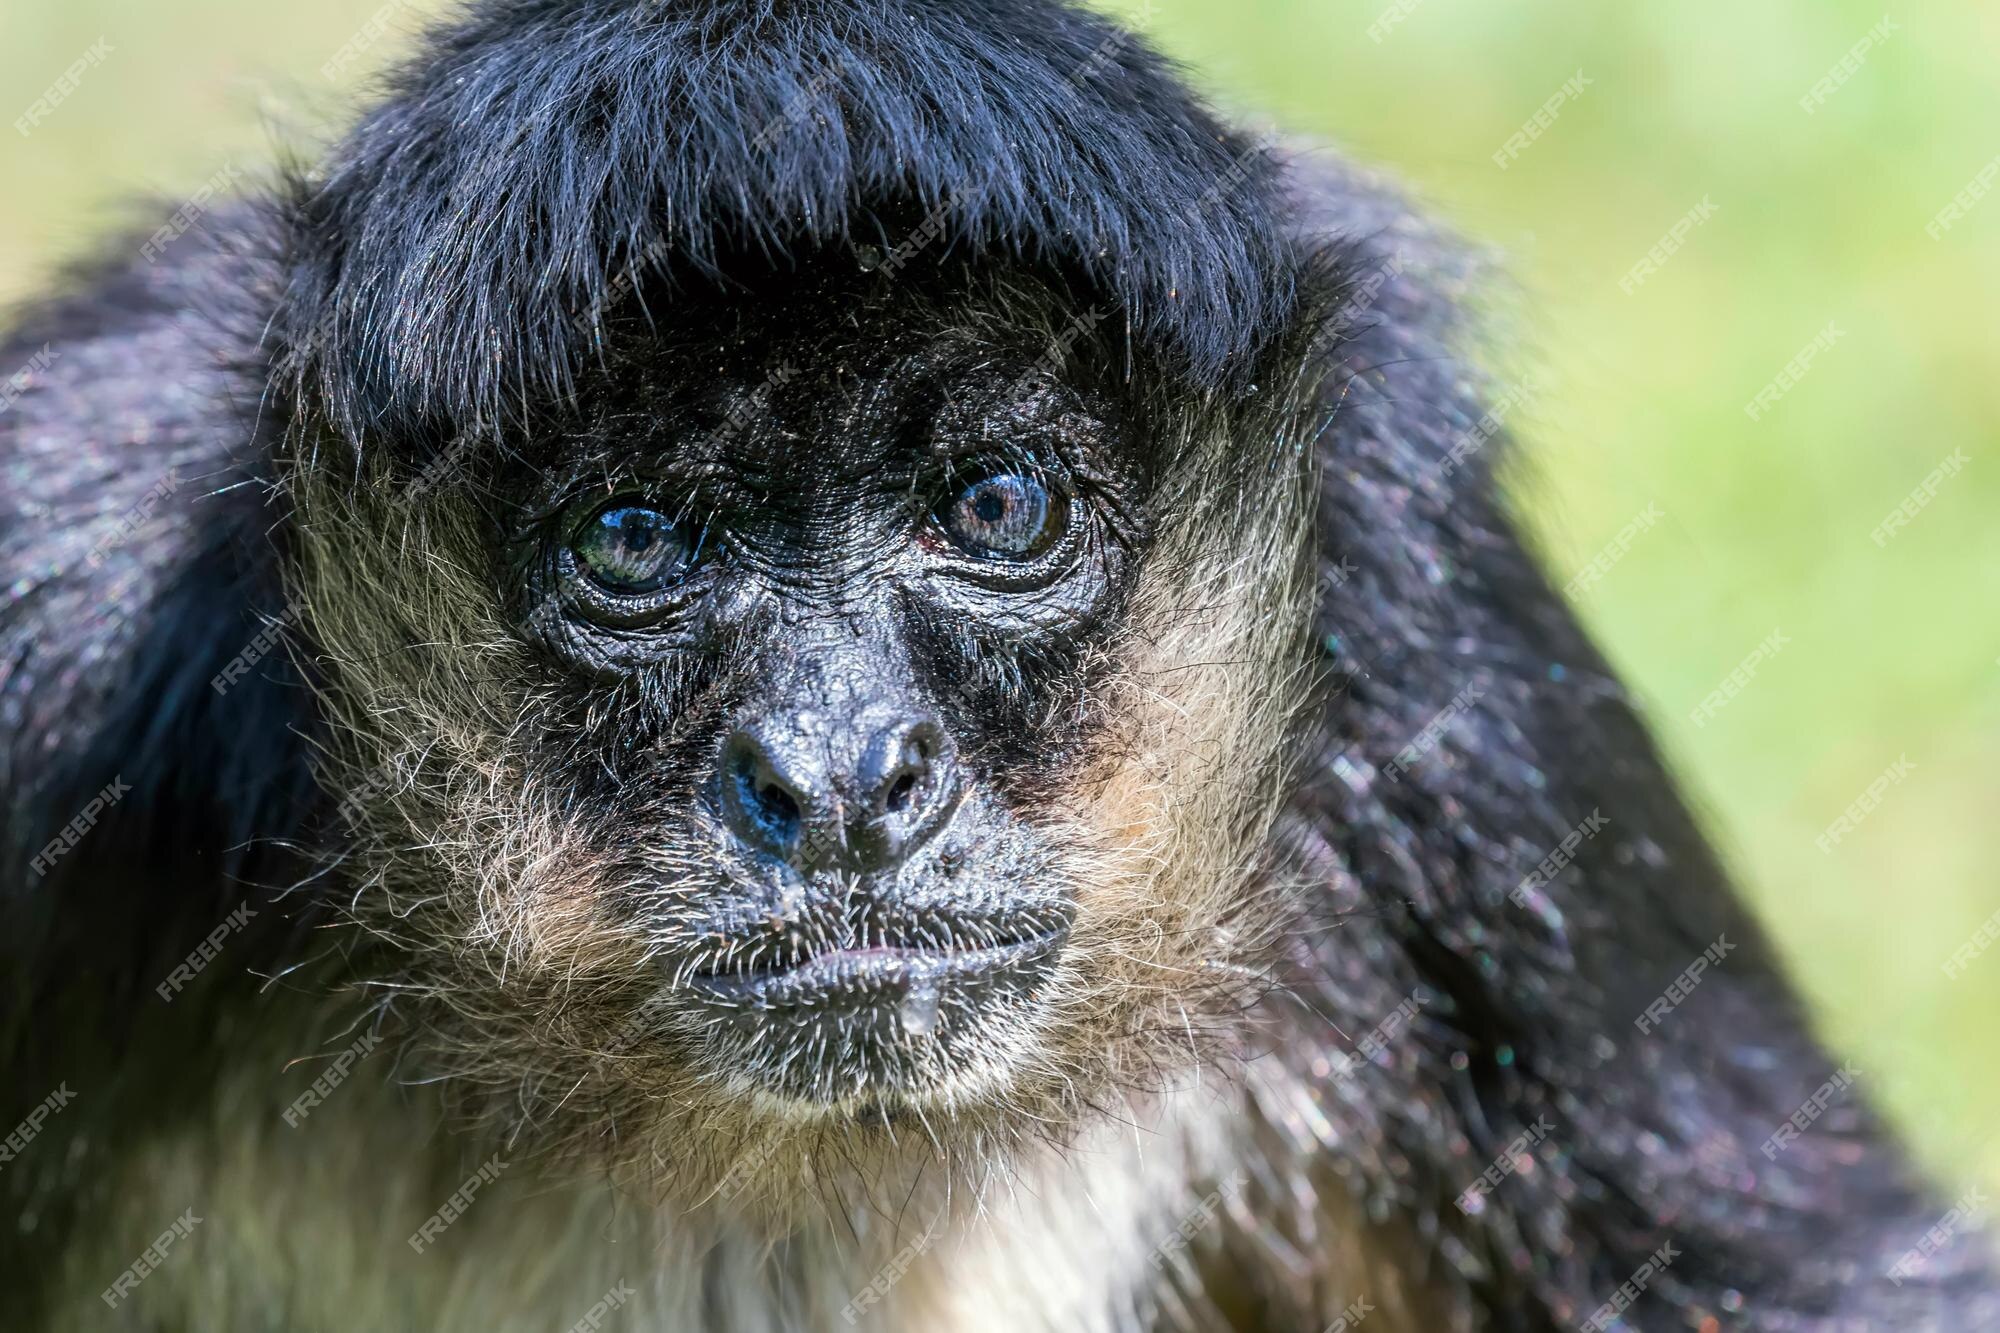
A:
[[679, 902, 1070, 1008], [684, 930, 1065, 1008]]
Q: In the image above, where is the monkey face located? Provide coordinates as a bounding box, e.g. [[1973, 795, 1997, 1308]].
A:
[[499, 276, 1153, 1110], [290, 261, 1309, 1177], [255, 0, 1311, 1190]]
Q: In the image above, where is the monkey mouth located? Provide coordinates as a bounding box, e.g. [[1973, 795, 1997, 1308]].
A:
[[666, 830, 1076, 1104], [682, 925, 1066, 1010]]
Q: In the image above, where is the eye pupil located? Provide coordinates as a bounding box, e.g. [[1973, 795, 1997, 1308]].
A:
[[571, 503, 695, 594], [943, 473, 1062, 559]]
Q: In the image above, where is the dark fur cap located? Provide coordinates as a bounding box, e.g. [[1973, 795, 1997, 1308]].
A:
[[280, 0, 1297, 444]]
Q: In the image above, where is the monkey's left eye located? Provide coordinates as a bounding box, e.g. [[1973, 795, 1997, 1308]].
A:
[[940, 473, 1066, 560], [568, 502, 698, 595]]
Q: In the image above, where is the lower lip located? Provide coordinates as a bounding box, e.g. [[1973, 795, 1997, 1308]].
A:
[[685, 931, 1065, 1009]]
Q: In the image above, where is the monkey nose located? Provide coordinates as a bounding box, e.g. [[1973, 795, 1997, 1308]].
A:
[[719, 712, 956, 873]]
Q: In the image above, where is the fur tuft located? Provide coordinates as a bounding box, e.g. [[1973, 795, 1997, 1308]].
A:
[[279, 0, 1295, 447]]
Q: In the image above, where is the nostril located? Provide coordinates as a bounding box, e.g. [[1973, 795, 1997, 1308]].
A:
[[865, 718, 950, 827], [754, 774, 801, 826], [723, 713, 954, 871], [723, 729, 807, 856]]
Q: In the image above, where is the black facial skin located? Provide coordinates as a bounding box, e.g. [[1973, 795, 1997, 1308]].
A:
[[500, 270, 1150, 1106]]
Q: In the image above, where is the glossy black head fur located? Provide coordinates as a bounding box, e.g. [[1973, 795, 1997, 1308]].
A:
[[278, 0, 1296, 447]]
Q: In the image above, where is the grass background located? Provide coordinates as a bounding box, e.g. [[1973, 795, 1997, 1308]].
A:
[[4, 0, 1996, 1187]]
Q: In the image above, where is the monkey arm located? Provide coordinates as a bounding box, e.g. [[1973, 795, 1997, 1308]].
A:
[[1255, 154, 2000, 1330], [0, 218, 313, 1014]]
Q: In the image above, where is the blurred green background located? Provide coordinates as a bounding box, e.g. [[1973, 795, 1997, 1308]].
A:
[[4, 1, 1995, 1184]]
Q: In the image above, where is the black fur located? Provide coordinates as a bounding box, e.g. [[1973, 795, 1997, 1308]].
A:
[[279, 0, 1292, 447], [3, 1, 1993, 1329], [1251, 163, 2000, 1328]]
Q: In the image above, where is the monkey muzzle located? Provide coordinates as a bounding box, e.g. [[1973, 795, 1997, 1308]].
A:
[[668, 653, 1074, 1098]]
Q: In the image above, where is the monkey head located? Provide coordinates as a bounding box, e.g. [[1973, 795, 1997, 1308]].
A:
[[276, 1, 1318, 1205]]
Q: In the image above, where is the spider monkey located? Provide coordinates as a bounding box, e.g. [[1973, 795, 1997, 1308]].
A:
[[2, 0, 1992, 1328]]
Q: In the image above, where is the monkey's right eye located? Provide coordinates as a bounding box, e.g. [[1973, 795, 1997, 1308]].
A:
[[568, 502, 699, 595]]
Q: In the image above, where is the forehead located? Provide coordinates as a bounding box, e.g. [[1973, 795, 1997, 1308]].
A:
[[544, 264, 1128, 480], [622, 258, 1097, 382]]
